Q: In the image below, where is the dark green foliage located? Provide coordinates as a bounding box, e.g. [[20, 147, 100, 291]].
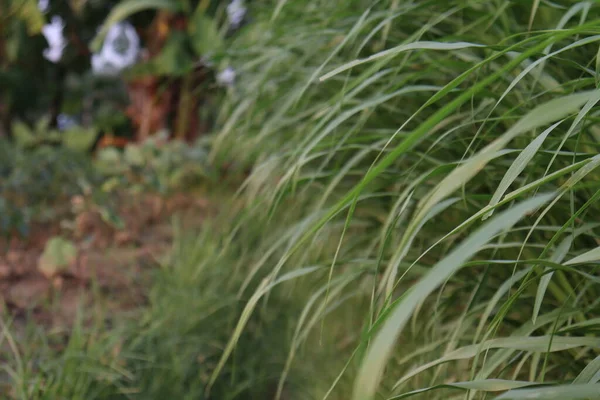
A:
[[0, 137, 98, 234], [0, 134, 212, 236]]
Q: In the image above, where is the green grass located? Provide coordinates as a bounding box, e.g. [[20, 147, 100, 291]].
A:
[[4, 0, 600, 399]]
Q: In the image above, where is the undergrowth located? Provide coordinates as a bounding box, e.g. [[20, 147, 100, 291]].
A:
[[0, 136, 212, 236]]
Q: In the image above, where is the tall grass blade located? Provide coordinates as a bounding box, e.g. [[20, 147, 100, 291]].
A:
[[352, 194, 555, 400], [496, 384, 600, 399], [320, 41, 485, 81]]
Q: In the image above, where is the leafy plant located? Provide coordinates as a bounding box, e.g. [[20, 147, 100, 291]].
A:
[[0, 128, 211, 236], [95, 137, 213, 193], [38, 236, 77, 278], [11, 117, 99, 152], [0, 136, 98, 235]]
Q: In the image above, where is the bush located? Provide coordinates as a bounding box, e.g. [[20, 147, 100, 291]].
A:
[[0, 137, 99, 234], [0, 133, 212, 236]]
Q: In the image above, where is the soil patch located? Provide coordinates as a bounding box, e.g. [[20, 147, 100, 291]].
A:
[[0, 191, 212, 329]]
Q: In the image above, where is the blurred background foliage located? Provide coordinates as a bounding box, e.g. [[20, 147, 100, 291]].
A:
[[0, 0, 244, 141], [0, 0, 247, 235]]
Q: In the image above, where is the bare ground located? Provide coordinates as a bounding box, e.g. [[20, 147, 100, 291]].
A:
[[0, 191, 212, 329]]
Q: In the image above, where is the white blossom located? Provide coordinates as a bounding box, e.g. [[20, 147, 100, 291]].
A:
[[38, 0, 49, 13], [91, 53, 118, 76], [42, 16, 66, 63], [217, 66, 236, 86], [91, 22, 140, 76], [227, 0, 247, 29], [102, 22, 139, 69]]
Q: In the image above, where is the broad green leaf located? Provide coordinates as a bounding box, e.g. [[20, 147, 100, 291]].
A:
[[38, 236, 77, 278], [189, 11, 221, 56], [98, 206, 125, 230], [11, 120, 36, 148], [124, 144, 145, 167], [12, 0, 45, 35], [352, 194, 554, 400], [63, 126, 99, 153]]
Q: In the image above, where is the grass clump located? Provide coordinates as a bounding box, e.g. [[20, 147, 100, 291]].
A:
[[1, 215, 306, 399], [209, 0, 600, 399]]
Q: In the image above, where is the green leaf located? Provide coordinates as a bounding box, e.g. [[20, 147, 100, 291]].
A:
[[320, 41, 485, 81], [38, 236, 77, 278], [483, 120, 563, 220], [63, 127, 99, 153], [95, 147, 126, 175], [188, 9, 221, 56], [420, 91, 596, 226], [132, 32, 195, 76], [11, 120, 36, 148], [34, 115, 51, 135], [98, 207, 125, 230], [565, 247, 600, 265], [390, 380, 540, 400], [96, 147, 123, 164], [495, 384, 600, 399], [532, 235, 572, 324], [124, 144, 145, 167], [351, 194, 555, 400], [392, 335, 600, 390], [12, 0, 45, 35], [380, 91, 595, 301]]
